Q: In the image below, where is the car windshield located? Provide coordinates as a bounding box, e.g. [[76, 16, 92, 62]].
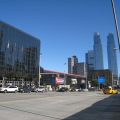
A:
[[39, 87, 44, 89]]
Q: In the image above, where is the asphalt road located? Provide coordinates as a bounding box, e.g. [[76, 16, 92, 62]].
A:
[[0, 91, 120, 120]]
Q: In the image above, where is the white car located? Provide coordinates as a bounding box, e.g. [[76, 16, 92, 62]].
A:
[[0, 86, 18, 93], [35, 86, 45, 92]]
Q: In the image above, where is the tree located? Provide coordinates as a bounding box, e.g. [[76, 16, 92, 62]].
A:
[[104, 79, 110, 87], [91, 79, 98, 87]]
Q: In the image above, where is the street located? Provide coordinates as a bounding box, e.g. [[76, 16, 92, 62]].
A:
[[0, 91, 120, 120]]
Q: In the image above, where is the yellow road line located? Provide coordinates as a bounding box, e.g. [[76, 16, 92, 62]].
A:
[[0, 95, 64, 104]]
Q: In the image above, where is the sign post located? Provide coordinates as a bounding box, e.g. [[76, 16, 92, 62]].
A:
[[98, 76, 105, 90]]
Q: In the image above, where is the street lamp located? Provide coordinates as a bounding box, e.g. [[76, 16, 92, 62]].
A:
[[111, 0, 120, 50], [85, 72, 87, 89], [113, 47, 119, 85], [113, 48, 119, 51], [64, 63, 66, 86], [39, 53, 42, 87]]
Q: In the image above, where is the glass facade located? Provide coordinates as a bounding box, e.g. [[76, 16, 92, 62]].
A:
[[107, 33, 118, 85], [93, 32, 104, 70], [0, 20, 40, 86], [85, 50, 94, 81]]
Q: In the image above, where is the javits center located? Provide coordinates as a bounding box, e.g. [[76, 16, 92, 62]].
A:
[[0, 20, 40, 87]]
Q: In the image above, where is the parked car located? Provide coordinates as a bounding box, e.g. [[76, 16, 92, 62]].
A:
[[19, 86, 32, 93], [0, 86, 18, 93], [57, 87, 68, 92], [89, 87, 96, 91], [78, 88, 85, 92], [78, 88, 88, 92], [70, 88, 76, 92], [34, 86, 45, 92]]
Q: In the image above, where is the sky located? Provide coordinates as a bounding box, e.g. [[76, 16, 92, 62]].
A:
[[0, 0, 120, 74]]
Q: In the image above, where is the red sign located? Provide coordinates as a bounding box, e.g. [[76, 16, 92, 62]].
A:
[[55, 77, 64, 84]]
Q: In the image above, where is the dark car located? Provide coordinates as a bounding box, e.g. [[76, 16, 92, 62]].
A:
[[78, 88, 85, 92], [89, 87, 96, 91], [19, 86, 32, 93], [70, 88, 76, 92], [57, 87, 68, 92]]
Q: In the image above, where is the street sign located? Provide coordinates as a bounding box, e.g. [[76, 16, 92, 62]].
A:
[[98, 76, 105, 84]]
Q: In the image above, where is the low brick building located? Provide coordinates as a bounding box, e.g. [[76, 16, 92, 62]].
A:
[[91, 69, 113, 86]]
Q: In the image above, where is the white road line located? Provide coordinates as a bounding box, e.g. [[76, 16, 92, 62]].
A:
[[51, 100, 66, 104]]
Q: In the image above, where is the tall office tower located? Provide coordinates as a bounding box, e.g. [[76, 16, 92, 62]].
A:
[[93, 32, 104, 70], [85, 50, 94, 81], [68, 56, 78, 74], [107, 33, 118, 85]]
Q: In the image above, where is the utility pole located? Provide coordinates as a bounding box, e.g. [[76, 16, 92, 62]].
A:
[[111, 0, 120, 50], [39, 53, 42, 87]]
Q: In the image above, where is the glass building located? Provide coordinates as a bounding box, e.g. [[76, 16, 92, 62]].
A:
[[0, 20, 40, 87], [107, 33, 118, 85], [93, 32, 104, 70], [85, 50, 94, 81]]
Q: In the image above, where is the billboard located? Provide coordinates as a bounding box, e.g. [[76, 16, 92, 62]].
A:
[[98, 76, 105, 84], [55, 77, 64, 84]]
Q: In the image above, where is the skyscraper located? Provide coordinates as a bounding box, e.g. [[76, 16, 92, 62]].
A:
[[76, 62, 87, 76], [107, 33, 118, 85], [85, 50, 94, 81], [68, 56, 78, 74], [93, 32, 104, 70]]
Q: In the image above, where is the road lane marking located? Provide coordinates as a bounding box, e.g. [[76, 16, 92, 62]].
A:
[[0, 95, 69, 104], [51, 100, 66, 104]]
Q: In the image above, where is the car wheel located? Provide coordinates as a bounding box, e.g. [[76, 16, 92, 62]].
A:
[[4, 90, 7, 93], [36, 90, 38, 93], [14, 90, 17, 93]]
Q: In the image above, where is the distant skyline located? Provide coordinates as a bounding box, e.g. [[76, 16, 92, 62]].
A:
[[0, 0, 120, 74]]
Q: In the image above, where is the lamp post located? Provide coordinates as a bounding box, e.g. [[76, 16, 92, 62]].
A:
[[113, 48, 119, 51], [64, 63, 66, 86], [111, 0, 120, 50], [39, 53, 42, 87], [85, 72, 87, 89], [113, 47, 119, 85]]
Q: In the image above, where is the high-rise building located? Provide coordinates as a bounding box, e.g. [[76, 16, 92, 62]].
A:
[[85, 50, 94, 81], [107, 33, 118, 85], [0, 20, 40, 86], [68, 56, 78, 74], [93, 32, 104, 70], [76, 62, 87, 76]]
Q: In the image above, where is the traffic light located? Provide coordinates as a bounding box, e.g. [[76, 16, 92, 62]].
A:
[[39, 74, 42, 78]]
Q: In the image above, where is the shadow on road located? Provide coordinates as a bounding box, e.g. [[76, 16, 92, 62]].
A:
[[62, 94, 120, 120]]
